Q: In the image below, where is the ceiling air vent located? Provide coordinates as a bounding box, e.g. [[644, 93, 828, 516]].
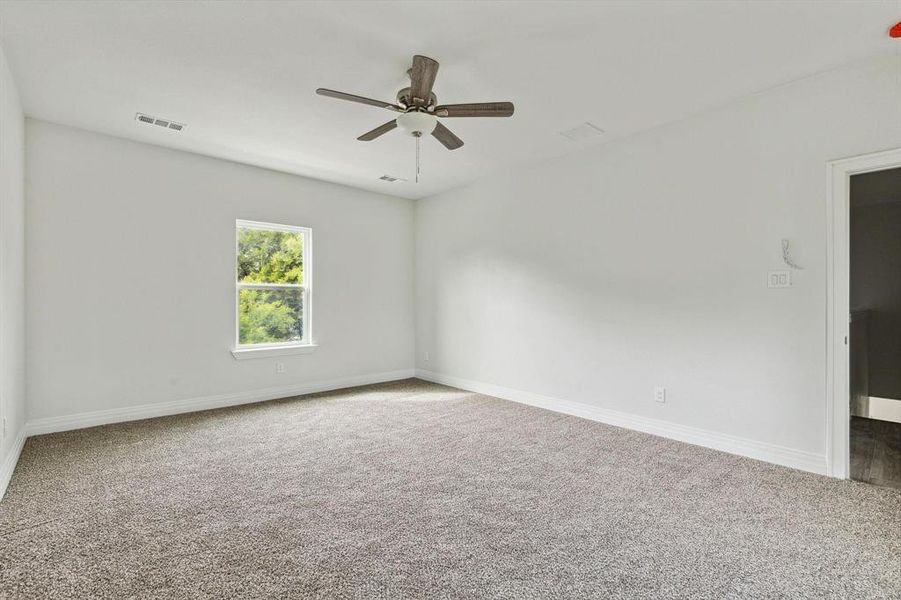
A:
[[559, 122, 604, 142], [379, 175, 406, 182], [135, 113, 186, 132]]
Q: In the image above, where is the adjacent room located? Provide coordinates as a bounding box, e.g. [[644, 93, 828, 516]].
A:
[[1, 2, 900, 597], [849, 167, 901, 488]]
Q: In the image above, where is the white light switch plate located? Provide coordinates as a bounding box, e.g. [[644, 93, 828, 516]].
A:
[[768, 270, 791, 288]]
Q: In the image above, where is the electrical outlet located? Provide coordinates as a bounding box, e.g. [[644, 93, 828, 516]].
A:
[[654, 387, 666, 403], [424, 351, 430, 362], [275, 362, 285, 374]]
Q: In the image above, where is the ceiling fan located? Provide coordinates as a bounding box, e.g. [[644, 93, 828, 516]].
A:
[[316, 54, 514, 182]]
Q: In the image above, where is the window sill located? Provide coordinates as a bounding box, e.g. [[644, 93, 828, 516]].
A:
[[231, 344, 318, 360]]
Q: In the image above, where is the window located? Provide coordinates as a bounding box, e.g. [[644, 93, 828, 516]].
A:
[[233, 220, 313, 357]]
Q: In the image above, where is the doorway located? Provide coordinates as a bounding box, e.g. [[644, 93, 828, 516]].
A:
[[848, 167, 901, 488], [827, 148, 901, 483]]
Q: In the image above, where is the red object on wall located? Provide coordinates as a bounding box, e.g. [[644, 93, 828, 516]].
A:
[[891, 21, 901, 38]]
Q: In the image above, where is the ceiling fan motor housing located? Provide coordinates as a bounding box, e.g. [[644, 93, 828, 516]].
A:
[[396, 111, 437, 136], [397, 87, 437, 109]]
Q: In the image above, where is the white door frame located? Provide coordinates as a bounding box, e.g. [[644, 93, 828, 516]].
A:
[[826, 146, 901, 479]]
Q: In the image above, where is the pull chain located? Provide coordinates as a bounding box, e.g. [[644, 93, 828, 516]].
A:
[[414, 132, 421, 183]]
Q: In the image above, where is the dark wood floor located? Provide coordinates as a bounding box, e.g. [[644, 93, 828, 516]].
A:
[[850, 417, 901, 489]]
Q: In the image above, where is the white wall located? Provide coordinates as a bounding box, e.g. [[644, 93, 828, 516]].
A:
[[26, 120, 415, 422], [415, 55, 901, 460], [0, 44, 26, 485]]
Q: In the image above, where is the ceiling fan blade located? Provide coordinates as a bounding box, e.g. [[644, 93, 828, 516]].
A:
[[357, 120, 397, 141], [432, 121, 463, 150], [316, 88, 401, 112], [435, 102, 514, 118], [410, 55, 439, 105]]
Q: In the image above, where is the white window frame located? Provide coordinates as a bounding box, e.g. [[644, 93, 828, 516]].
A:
[[231, 219, 315, 360]]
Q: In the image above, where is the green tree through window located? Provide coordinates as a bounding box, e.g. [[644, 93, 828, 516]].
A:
[[238, 229, 303, 285], [236, 223, 308, 345]]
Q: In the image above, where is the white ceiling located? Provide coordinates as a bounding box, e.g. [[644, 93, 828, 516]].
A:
[[1, 1, 898, 200]]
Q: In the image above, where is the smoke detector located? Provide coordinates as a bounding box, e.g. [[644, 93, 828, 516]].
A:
[[135, 113, 186, 132]]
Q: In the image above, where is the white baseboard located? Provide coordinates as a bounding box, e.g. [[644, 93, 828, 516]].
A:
[[26, 369, 416, 437], [0, 427, 27, 500], [416, 369, 828, 476], [866, 396, 901, 424]]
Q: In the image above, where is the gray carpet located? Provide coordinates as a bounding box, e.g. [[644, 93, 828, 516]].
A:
[[1, 379, 899, 599]]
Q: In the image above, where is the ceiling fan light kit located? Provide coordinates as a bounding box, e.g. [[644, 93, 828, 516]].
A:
[[316, 54, 514, 183], [396, 111, 437, 136]]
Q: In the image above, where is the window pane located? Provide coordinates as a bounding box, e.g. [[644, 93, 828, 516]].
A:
[[237, 227, 303, 285], [238, 288, 303, 345]]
